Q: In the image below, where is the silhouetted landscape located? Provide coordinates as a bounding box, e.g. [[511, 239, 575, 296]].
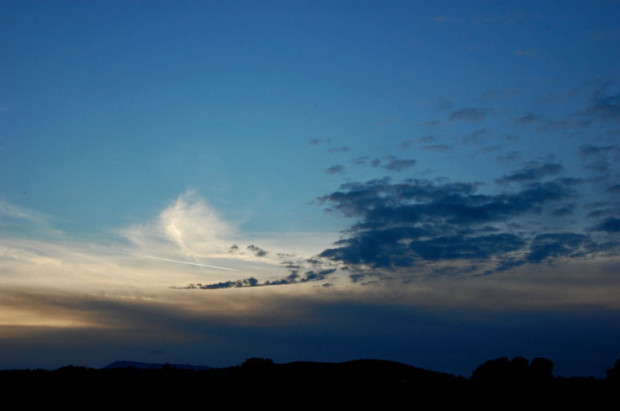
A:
[[2, 356, 618, 405]]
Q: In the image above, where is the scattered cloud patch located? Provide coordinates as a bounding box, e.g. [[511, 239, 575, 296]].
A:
[[422, 144, 451, 152], [607, 184, 620, 194], [585, 88, 620, 120], [578, 144, 619, 176], [460, 128, 490, 145], [326, 146, 349, 154], [496, 161, 565, 184], [316, 176, 597, 276], [449, 107, 495, 122], [495, 151, 522, 163], [590, 217, 620, 233], [382, 156, 417, 172], [526, 233, 588, 263], [352, 156, 416, 172], [177, 261, 339, 290], [515, 113, 591, 132], [515, 113, 543, 125], [247, 245, 268, 257], [325, 165, 346, 175]]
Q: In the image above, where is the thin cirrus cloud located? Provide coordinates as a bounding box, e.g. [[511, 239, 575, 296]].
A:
[[0, 191, 336, 297]]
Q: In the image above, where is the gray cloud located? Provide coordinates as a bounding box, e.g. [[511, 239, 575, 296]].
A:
[[585, 88, 620, 120], [460, 128, 490, 145], [352, 156, 416, 172], [183, 277, 260, 290], [590, 217, 620, 233], [325, 165, 346, 175], [178, 266, 338, 290], [326, 147, 349, 153], [607, 184, 620, 194], [316, 177, 582, 273], [382, 156, 416, 172], [515, 112, 591, 132], [422, 144, 451, 152], [579, 145, 616, 158], [449, 107, 495, 122], [578, 144, 619, 176], [496, 162, 565, 184], [515, 113, 543, 125], [247, 245, 268, 257], [525, 233, 588, 263], [320, 178, 573, 228], [495, 151, 522, 163]]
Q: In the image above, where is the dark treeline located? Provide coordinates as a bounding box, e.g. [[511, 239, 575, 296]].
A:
[[1, 357, 619, 406]]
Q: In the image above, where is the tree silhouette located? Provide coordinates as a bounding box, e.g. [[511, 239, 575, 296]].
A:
[[607, 359, 620, 382]]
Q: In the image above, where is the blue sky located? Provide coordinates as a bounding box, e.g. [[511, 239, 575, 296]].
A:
[[1, 1, 620, 377]]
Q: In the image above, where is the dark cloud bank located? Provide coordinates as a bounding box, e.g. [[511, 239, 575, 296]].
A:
[[316, 172, 617, 277], [184, 154, 618, 289]]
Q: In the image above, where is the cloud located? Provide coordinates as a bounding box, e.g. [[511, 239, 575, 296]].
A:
[[578, 144, 619, 176], [182, 277, 260, 289], [352, 157, 416, 172], [525, 233, 588, 263], [460, 128, 490, 145], [495, 151, 522, 163], [578, 145, 617, 158], [515, 113, 543, 125], [552, 203, 576, 217], [449, 108, 495, 122], [607, 184, 620, 194], [382, 156, 416, 172], [247, 245, 268, 257], [326, 147, 349, 153], [0, 194, 347, 322], [176, 263, 339, 290], [590, 217, 620, 233], [585, 88, 620, 120], [2, 198, 620, 376], [320, 178, 573, 228], [0, 200, 63, 238], [116, 190, 321, 270], [316, 177, 590, 274], [515, 112, 591, 132], [421, 144, 451, 152], [119, 189, 237, 259], [537, 118, 591, 133], [496, 162, 565, 184], [325, 165, 346, 175], [400, 136, 436, 150]]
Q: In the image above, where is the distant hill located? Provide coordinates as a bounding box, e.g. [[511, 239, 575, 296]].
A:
[[103, 360, 212, 370], [1, 357, 617, 406]]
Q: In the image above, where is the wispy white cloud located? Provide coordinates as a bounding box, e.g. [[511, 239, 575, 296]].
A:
[[119, 190, 238, 260], [2, 189, 620, 338], [0, 199, 63, 237]]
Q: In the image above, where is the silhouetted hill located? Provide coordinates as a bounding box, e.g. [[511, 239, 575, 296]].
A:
[[103, 360, 212, 370], [1, 357, 618, 406]]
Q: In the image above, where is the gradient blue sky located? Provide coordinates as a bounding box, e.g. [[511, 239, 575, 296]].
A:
[[1, 1, 620, 377]]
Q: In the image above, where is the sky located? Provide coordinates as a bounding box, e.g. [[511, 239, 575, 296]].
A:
[[1, 0, 620, 378]]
